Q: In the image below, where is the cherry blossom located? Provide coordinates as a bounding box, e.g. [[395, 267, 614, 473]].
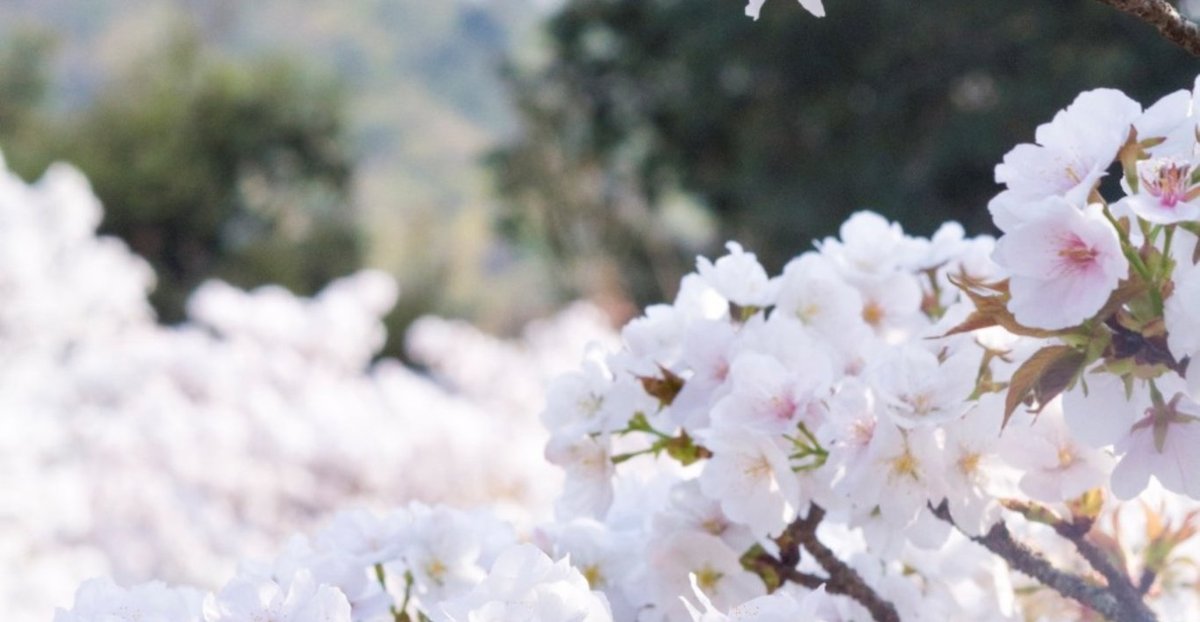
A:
[[744, 0, 825, 21], [433, 544, 612, 622], [990, 89, 1141, 230], [993, 201, 1127, 329]]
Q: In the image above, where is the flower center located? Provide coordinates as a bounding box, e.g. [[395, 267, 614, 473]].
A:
[[851, 418, 876, 446], [862, 300, 885, 326], [426, 558, 448, 585], [743, 454, 773, 479], [797, 302, 821, 323], [582, 563, 604, 588], [713, 358, 730, 381], [695, 565, 724, 593], [1141, 158, 1193, 208], [890, 449, 920, 480], [958, 452, 982, 475], [578, 393, 604, 417], [901, 392, 935, 416], [1056, 444, 1076, 469], [1057, 235, 1098, 268], [700, 517, 729, 536], [769, 394, 798, 422]]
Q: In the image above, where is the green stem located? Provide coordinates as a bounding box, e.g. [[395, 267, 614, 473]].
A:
[[611, 445, 661, 464], [624, 412, 672, 439], [1101, 207, 1161, 313], [397, 571, 415, 622], [1103, 207, 1153, 280], [1160, 226, 1175, 280], [1148, 378, 1166, 409], [374, 563, 409, 622]]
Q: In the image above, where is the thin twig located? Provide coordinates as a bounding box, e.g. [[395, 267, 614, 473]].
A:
[[1093, 0, 1200, 56], [930, 501, 1157, 622]]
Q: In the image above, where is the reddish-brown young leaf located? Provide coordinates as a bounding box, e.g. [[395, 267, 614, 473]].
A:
[[1093, 279, 1148, 323], [937, 309, 999, 338], [639, 365, 685, 407], [1004, 345, 1087, 428], [945, 275, 1068, 339], [968, 293, 1066, 339]]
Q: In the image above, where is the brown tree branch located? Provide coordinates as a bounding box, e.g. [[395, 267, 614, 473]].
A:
[[930, 501, 1157, 622], [744, 549, 829, 589], [1093, 0, 1200, 56], [745, 504, 900, 621], [1048, 515, 1154, 618], [784, 505, 902, 622]]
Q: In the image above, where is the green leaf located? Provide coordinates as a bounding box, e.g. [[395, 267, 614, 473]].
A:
[[663, 431, 712, 466]]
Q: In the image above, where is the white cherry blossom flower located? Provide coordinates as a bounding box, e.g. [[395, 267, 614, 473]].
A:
[[1111, 393, 1200, 500], [710, 351, 831, 435], [938, 395, 1008, 536], [773, 254, 870, 340], [817, 211, 921, 283], [313, 509, 410, 567], [545, 434, 617, 520], [745, 0, 825, 21], [55, 579, 202, 622], [398, 505, 498, 606], [698, 428, 802, 538], [1166, 262, 1200, 370], [647, 531, 765, 622], [843, 423, 945, 529], [1122, 156, 1200, 224], [991, 89, 1141, 228], [1003, 404, 1114, 503], [696, 242, 778, 308], [683, 575, 835, 621], [202, 571, 352, 622], [870, 346, 978, 428], [993, 201, 1127, 330], [433, 544, 612, 622], [654, 480, 757, 554]]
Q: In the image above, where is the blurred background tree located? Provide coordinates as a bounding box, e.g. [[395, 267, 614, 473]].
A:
[[0, 28, 57, 175], [2, 24, 361, 322], [492, 0, 1200, 309], [0, 1, 557, 357]]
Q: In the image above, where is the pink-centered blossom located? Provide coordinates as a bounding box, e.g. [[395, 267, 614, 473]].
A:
[[1111, 397, 1200, 500], [1123, 157, 1200, 224], [1065, 372, 1200, 500], [993, 201, 1127, 330]]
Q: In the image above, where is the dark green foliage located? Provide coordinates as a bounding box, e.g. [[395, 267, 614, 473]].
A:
[[0, 28, 57, 175], [4, 29, 362, 322], [493, 0, 1200, 305]]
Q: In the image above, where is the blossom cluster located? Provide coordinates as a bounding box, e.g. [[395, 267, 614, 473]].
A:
[[988, 82, 1200, 498], [528, 79, 1200, 619], [42, 65, 1200, 622], [0, 153, 618, 621], [55, 503, 614, 622]]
